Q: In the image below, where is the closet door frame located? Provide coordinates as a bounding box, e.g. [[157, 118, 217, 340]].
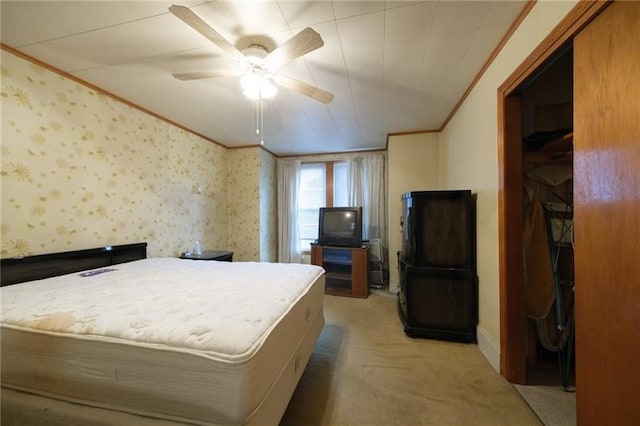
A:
[[497, 0, 610, 385]]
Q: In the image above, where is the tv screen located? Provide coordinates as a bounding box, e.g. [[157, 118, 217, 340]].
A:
[[317, 207, 363, 247]]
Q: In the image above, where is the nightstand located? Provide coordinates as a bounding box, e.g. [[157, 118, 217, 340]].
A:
[[179, 250, 233, 262]]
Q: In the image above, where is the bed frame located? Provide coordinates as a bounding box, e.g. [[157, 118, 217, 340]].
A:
[[0, 242, 147, 286]]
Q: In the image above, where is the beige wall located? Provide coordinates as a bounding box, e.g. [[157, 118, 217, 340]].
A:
[[387, 133, 440, 293], [439, 0, 578, 369], [1, 50, 229, 258]]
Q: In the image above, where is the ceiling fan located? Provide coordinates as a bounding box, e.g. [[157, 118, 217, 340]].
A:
[[169, 4, 334, 104]]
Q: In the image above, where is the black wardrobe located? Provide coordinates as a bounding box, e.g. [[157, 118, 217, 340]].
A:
[[398, 190, 478, 343]]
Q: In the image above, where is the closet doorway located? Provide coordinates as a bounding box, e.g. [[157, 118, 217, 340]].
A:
[[500, 41, 575, 389], [497, 1, 608, 386], [499, 1, 640, 423], [520, 45, 574, 389]]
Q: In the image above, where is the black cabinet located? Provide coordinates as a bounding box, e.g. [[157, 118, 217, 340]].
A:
[[401, 190, 475, 269], [398, 191, 477, 343]]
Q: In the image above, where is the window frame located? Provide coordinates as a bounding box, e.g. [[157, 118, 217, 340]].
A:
[[299, 160, 346, 254]]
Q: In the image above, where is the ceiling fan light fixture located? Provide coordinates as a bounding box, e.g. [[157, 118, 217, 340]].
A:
[[170, 6, 333, 105], [241, 74, 277, 100]]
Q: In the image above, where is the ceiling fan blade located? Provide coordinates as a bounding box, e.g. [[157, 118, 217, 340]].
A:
[[265, 27, 324, 69], [172, 70, 241, 81], [169, 5, 243, 59], [273, 75, 334, 104]]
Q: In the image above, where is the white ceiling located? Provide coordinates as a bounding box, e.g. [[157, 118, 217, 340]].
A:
[[1, 1, 527, 156]]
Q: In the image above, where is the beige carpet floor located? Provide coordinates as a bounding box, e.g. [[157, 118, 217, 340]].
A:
[[281, 291, 542, 426], [514, 383, 575, 426], [514, 366, 576, 426]]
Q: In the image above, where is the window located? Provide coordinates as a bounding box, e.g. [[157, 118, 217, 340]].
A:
[[333, 162, 348, 207], [298, 163, 325, 252], [298, 162, 348, 252]]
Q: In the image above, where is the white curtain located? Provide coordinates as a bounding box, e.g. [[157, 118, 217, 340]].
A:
[[277, 159, 302, 263], [347, 154, 386, 248]]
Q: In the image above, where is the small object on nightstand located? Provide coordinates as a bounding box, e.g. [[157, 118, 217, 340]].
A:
[[180, 250, 233, 262]]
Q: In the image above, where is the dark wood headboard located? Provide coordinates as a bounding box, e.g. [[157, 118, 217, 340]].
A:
[[0, 242, 147, 286]]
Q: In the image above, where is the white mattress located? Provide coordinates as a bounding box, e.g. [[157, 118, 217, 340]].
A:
[[0, 258, 326, 425]]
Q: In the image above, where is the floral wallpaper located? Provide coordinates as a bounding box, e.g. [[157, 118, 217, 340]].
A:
[[0, 49, 230, 258], [225, 147, 277, 262], [259, 149, 277, 262], [227, 148, 261, 261]]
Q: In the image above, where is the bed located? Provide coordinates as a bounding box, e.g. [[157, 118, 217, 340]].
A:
[[0, 243, 326, 426]]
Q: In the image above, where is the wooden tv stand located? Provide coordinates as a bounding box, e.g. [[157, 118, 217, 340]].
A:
[[311, 244, 369, 298]]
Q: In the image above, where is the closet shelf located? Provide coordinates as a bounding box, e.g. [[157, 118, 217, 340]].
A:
[[524, 132, 573, 164], [540, 132, 573, 152]]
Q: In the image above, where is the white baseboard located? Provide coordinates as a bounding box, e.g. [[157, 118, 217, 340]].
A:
[[477, 325, 500, 373]]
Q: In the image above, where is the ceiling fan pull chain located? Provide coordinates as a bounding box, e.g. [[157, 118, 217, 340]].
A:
[[255, 98, 260, 136], [260, 97, 265, 145]]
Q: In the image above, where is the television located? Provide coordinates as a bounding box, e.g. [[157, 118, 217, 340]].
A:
[[317, 207, 363, 248]]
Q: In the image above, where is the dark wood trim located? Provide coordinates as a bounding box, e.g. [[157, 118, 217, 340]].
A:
[[0, 243, 148, 286], [497, 0, 612, 384], [326, 162, 335, 207], [498, 94, 526, 383], [386, 129, 440, 138], [499, 0, 611, 95], [278, 148, 386, 159], [228, 144, 278, 158]]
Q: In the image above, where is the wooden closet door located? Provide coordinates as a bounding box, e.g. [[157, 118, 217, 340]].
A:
[[573, 1, 640, 424]]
